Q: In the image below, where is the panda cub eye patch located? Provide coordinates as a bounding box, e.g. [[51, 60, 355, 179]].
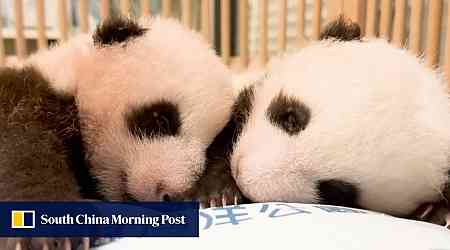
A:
[[266, 93, 310, 136], [126, 100, 181, 140]]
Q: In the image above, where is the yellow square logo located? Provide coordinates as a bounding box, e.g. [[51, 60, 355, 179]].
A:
[[11, 210, 35, 229]]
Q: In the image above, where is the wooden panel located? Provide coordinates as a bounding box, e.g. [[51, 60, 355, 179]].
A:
[[100, 0, 110, 21], [36, 0, 47, 50], [201, 0, 211, 42], [365, 0, 377, 37], [79, 0, 89, 33], [379, 0, 392, 39], [162, 0, 172, 18], [311, 0, 321, 40], [277, 0, 287, 51], [57, 0, 69, 42], [239, 0, 249, 67], [141, 0, 151, 17], [446, 0, 450, 85], [297, 0, 306, 47], [327, 0, 344, 22], [409, 0, 423, 54], [259, 0, 268, 64], [182, 0, 192, 27], [13, 0, 26, 59], [425, 0, 443, 67], [220, 0, 230, 64], [120, 0, 131, 16], [392, 0, 406, 46]]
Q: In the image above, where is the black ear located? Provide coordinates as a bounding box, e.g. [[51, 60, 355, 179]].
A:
[[320, 15, 361, 41], [93, 16, 147, 46]]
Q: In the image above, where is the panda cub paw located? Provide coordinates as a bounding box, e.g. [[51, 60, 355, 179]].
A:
[[0, 237, 86, 250]]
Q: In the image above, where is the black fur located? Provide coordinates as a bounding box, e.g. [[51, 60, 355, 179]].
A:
[[232, 85, 255, 140], [0, 66, 100, 200], [266, 93, 310, 136], [317, 179, 360, 208], [126, 100, 181, 140], [93, 16, 147, 46], [320, 15, 361, 41], [179, 86, 256, 205]]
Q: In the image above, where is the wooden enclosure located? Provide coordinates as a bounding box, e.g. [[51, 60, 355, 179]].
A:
[[1, 1, 449, 77]]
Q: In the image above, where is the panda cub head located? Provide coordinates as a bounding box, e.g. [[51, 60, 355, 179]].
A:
[[229, 18, 450, 216], [31, 17, 233, 202]]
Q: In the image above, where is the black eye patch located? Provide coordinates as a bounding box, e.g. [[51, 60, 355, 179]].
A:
[[266, 93, 310, 136], [317, 179, 360, 208], [126, 100, 181, 140]]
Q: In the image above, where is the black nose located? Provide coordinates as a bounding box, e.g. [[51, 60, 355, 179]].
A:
[[162, 194, 171, 202]]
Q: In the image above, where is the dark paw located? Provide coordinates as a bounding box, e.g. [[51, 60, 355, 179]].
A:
[[0, 237, 87, 250]]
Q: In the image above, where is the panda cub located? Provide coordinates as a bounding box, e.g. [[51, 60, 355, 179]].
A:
[[0, 16, 236, 203], [222, 17, 450, 217]]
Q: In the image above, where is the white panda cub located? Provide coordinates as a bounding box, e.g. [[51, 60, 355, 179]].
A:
[[0, 16, 236, 203], [226, 18, 450, 217]]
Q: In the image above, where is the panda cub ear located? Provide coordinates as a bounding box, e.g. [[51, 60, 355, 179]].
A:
[[93, 16, 148, 46], [320, 15, 361, 41]]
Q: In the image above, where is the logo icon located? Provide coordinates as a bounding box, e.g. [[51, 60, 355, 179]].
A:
[[11, 210, 35, 229]]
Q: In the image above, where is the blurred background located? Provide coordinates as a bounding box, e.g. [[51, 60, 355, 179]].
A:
[[0, 0, 449, 76]]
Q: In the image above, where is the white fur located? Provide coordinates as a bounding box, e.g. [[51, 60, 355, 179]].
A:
[[26, 17, 233, 201], [231, 39, 450, 216], [26, 34, 93, 94]]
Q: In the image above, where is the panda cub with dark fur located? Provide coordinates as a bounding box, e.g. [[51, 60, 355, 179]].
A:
[[221, 17, 450, 217], [0, 16, 240, 204]]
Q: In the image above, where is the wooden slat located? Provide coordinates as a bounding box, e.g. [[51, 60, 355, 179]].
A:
[[36, 0, 47, 50], [425, 0, 443, 67], [120, 0, 131, 16], [365, 0, 377, 37], [79, 0, 89, 33], [13, 0, 26, 59], [327, 0, 344, 22], [409, 0, 423, 54], [57, 0, 69, 42], [259, 0, 268, 64], [392, 0, 406, 47], [277, 0, 287, 51], [379, 0, 392, 40], [100, 0, 110, 21], [182, 0, 192, 27], [201, 0, 211, 42], [345, 0, 366, 34], [239, 0, 249, 67], [446, 0, 450, 86], [220, 0, 230, 64], [311, 0, 321, 40], [141, 0, 150, 17], [297, 0, 306, 47], [0, 2, 5, 65], [162, 0, 172, 18]]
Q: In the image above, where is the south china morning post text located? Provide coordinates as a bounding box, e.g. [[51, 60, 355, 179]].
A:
[[40, 213, 186, 227], [0, 202, 199, 237]]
